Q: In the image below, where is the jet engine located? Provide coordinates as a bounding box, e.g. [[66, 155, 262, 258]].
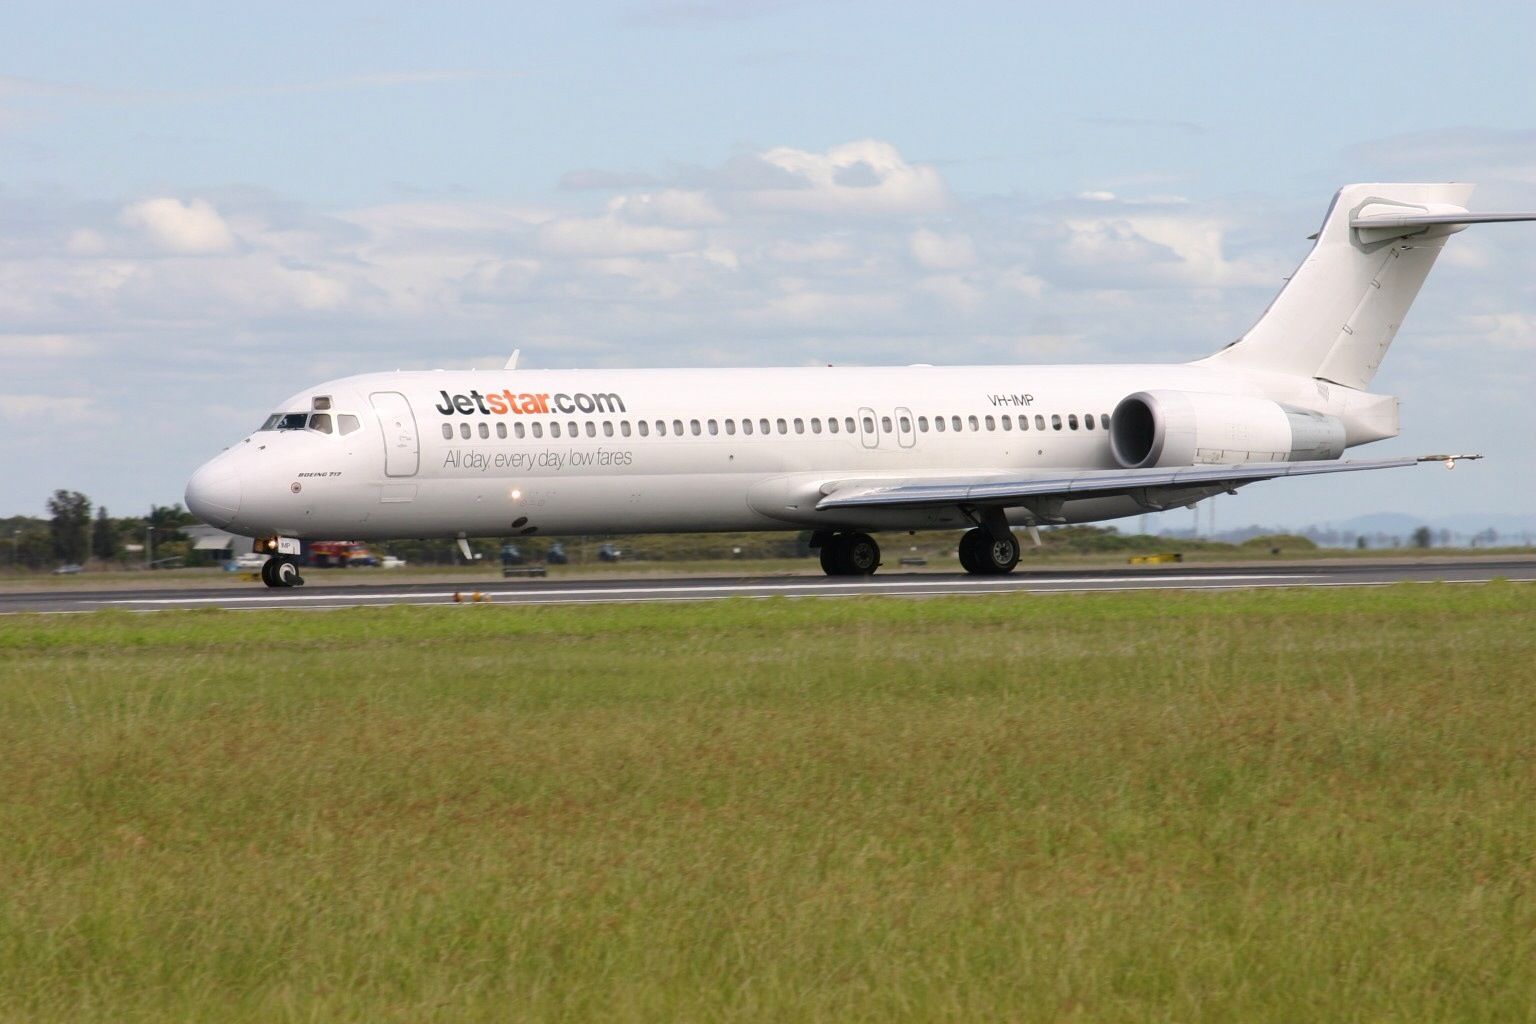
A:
[[1109, 390, 1346, 469]]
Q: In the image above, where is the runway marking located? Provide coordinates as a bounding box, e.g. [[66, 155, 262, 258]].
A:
[[102, 573, 1320, 606]]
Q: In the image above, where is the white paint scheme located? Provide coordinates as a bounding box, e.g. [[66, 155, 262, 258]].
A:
[[185, 184, 1529, 565]]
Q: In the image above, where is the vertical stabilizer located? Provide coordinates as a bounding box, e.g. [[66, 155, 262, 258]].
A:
[[1201, 183, 1475, 388]]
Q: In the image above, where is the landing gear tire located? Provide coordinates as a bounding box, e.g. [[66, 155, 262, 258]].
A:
[[262, 557, 303, 588], [841, 533, 880, 576], [818, 533, 880, 576], [819, 539, 844, 575], [274, 559, 303, 587], [960, 528, 1020, 575]]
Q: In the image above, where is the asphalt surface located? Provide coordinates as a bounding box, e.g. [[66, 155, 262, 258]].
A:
[[3, 558, 1532, 613]]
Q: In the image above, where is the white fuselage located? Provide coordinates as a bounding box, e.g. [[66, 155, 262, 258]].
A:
[[184, 362, 1387, 542]]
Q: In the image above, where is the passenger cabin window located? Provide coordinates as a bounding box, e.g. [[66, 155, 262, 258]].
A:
[[881, 416, 892, 433], [984, 415, 995, 431], [760, 418, 771, 434], [951, 416, 962, 432], [794, 418, 805, 434], [1068, 414, 1079, 431], [478, 423, 490, 439], [1035, 415, 1046, 430], [776, 418, 788, 434], [637, 421, 649, 437], [968, 415, 979, 431], [708, 419, 719, 436], [674, 419, 684, 436], [515, 423, 526, 439], [844, 417, 856, 433], [1001, 415, 1012, 431], [532, 422, 543, 439], [934, 416, 946, 432], [1082, 414, 1093, 431], [619, 421, 630, 437], [568, 420, 578, 436], [725, 419, 736, 435], [917, 416, 928, 432], [1102, 414, 1112, 429], [441, 423, 453, 440], [1051, 414, 1063, 431], [862, 415, 875, 434], [827, 417, 838, 434], [690, 420, 702, 436], [742, 419, 753, 435], [550, 423, 562, 438], [496, 423, 507, 439], [460, 423, 472, 439], [585, 422, 596, 438]]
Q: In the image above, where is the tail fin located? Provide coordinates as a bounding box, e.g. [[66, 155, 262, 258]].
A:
[[1201, 183, 1534, 388]]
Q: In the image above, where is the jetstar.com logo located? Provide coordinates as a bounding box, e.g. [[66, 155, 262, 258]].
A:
[[433, 389, 627, 417]]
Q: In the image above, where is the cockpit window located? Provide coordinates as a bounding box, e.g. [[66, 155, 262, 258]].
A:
[[338, 414, 360, 436], [312, 396, 332, 411], [274, 412, 309, 430], [309, 413, 333, 434]]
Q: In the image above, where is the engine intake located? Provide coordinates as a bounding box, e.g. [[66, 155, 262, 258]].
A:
[[1110, 390, 1345, 469]]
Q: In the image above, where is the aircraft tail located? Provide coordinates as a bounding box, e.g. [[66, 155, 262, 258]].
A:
[[1200, 183, 1535, 388]]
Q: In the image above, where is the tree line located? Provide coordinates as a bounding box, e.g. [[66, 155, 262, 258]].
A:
[[2, 491, 198, 571]]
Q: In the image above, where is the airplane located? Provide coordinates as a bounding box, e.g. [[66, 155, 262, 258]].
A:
[[185, 183, 1532, 588]]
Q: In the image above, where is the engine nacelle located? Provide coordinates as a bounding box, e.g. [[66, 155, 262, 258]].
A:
[[1110, 390, 1346, 469]]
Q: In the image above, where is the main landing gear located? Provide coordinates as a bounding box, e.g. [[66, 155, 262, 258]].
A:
[[816, 532, 881, 576], [260, 556, 304, 588], [957, 527, 1020, 575]]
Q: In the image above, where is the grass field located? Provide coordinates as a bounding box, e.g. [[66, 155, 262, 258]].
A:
[[2, 585, 1534, 1021]]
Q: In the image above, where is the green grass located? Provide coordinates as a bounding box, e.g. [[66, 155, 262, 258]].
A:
[[1, 585, 1534, 1021]]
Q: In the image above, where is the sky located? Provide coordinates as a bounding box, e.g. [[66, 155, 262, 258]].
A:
[[3, 0, 1534, 532]]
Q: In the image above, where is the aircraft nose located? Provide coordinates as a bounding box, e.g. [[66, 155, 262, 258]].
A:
[[185, 460, 242, 528]]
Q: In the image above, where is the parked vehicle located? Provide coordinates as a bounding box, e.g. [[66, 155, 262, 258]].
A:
[[545, 542, 568, 565], [500, 543, 524, 566], [234, 552, 269, 570], [52, 564, 83, 575], [380, 555, 407, 569], [307, 541, 377, 568], [597, 544, 623, 563]]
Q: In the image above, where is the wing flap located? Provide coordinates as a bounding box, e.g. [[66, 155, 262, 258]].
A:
[[815, 455, 1478, 512]]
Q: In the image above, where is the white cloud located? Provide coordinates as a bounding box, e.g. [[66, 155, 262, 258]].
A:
[[742, 140, 948, 216], [536, 215, 700, 257], [908, 229, 976, 270], [119, 197, 236, 254]]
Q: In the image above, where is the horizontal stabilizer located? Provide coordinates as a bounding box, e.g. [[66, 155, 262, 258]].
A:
[[816, 455, 1478, 512], [1350, 211, 1536, 229]]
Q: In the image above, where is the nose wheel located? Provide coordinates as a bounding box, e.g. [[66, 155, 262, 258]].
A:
[[260, 556, 304, 588]]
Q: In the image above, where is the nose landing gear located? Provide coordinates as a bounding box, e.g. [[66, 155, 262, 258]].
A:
[[254, 536, 305, 588], [259, 556, 304, 588]]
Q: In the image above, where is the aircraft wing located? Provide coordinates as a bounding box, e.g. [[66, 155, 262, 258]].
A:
[[815, 455, 1478, 512]]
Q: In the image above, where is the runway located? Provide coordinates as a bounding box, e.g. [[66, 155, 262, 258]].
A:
[[3, 558, 1531, 613]]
